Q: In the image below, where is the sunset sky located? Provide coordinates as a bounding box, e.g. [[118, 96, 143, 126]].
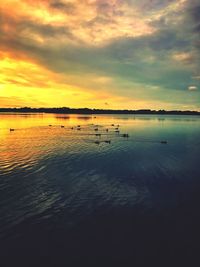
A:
[[0, 0, 200, 110]]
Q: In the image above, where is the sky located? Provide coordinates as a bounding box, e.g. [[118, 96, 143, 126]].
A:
[[0, 0, 200, 110]]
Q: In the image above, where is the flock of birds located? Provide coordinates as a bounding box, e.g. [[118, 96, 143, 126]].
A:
[[50, 123, 130, 145], [9, 123, 167, 145]]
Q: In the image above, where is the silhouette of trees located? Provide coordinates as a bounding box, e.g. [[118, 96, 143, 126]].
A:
[[0, 107, 199, 115]]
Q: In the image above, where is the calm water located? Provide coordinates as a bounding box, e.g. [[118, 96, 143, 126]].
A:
[[1, 113, 200, 266]]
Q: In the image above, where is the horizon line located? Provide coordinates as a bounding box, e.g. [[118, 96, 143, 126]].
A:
[[0, 107, 200, 114]]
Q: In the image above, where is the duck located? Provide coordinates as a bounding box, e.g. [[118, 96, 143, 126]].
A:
[[122, 134, 129, 138], [94, 141, 100, 145]]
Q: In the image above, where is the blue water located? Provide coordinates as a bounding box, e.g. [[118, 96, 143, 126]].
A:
[[0, 114, 200, 266]]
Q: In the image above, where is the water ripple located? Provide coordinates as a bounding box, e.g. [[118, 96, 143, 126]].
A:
[[1, 113, 200, 243]]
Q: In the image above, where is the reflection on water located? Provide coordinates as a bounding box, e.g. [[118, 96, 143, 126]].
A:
[[0, 113, 200, 266]]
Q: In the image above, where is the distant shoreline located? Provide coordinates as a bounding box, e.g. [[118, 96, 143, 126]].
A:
[[0, 107, 200, 115]]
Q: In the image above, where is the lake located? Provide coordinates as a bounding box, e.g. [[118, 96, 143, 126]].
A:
[[0, 113, 200, 266]]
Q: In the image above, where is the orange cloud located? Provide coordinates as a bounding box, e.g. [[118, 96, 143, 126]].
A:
[[1, 0, 156, 46]]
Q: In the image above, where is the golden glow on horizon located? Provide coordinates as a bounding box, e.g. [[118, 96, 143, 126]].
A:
[[0, 54, 125, 108], [0, 53, 198, 110], [0, 55, 91, 107]]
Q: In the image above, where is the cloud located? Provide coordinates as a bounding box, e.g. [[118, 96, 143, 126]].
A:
[[188, 86, 198, 91], [192, 76, 200, 80], [0, 0, 157, 46], [49, 1, 76, 13], [0, 0, 200, 110]]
